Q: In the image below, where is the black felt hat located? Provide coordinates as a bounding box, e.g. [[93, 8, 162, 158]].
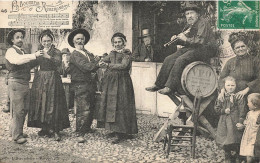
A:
[[7, 29, 26, 45], [183, 3, 200, 13], [61, 48, 71, 55], [68, 28, 90, 48]]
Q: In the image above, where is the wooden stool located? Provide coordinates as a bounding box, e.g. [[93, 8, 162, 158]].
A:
[[164, 92, 201, 158]]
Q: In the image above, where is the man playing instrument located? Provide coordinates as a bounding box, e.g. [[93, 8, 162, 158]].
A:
[[146, 3, 217, 95]]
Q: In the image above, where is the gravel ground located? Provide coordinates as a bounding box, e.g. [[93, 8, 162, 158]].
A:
[[0, 70, 225, 163]]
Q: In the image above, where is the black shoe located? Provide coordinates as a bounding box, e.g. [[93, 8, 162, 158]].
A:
[[122, 134, 134, 139], [85, 128, 95, 133], [48, 130, 55, 138], [112, 133, 127, 144], [54, 133, 61, 141], [38, 130, 49, 137], [112, 137, 123, 144], [106, 132, 117, 138], [145, 85, 161, 92]]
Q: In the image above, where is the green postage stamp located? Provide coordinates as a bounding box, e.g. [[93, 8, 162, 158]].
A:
[[218, 0, 260, 30]]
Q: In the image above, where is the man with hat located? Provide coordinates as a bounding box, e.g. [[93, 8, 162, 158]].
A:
[[60, 48, 71, 77], [5, 29, 43, 144], [60, 48, 75, 113], [146, 2, 217, 95], [133, 29, 155, 62], [68, 28, 100, 143]]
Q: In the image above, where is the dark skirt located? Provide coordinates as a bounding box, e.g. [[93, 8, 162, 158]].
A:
[[28, 71, 70, 132], [97, 70, 138, 134]]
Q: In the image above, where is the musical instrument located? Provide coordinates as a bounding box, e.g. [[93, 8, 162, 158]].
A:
[[163, 27, 191, 47]]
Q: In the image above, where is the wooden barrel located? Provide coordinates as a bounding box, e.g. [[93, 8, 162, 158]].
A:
[[181, 61, 218, 97]]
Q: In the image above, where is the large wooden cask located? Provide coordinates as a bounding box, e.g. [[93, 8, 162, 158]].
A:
[[181, 61, 218, 97]]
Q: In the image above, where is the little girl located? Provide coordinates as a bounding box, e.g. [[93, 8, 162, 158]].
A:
[[238, 93, 260, 163], [215, 76, 247, 162]]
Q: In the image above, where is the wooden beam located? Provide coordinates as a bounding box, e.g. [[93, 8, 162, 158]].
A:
[[199, 116, 216, 139], [198, 94, 216, 116], [168, 93, 181, 106], [179, 95, 216, 139]]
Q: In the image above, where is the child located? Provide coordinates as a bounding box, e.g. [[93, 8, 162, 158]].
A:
[[238, 93, 260, 163], [215, 76, 247, 162]]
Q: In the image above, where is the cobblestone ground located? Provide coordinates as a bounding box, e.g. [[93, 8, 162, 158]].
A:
[[0, 70, 225, 163]]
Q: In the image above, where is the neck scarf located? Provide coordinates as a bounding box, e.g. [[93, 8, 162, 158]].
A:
[[225, 92, 235, 103], [113, 48, 125, 53]]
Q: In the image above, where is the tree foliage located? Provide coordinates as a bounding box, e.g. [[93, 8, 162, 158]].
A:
[[73, 1, 98, 30]]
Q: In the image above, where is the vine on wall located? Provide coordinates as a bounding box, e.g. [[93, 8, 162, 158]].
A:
[[54, 1, 99, 48], [73, 1, 98, 30]]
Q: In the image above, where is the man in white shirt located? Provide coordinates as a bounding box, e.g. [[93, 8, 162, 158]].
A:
[[5, 29, 43, 144]]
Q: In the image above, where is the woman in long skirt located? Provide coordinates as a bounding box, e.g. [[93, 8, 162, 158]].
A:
[[97, 33, 138, 144], [28, 29, 70, 141]]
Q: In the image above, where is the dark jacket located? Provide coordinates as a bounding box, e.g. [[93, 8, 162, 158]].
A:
[[69, 49, 99, 83], [215, 95, 247, 147], [219, 55, 260, 93], [133, 43, 154, 62], [177, 17, 216, 50]]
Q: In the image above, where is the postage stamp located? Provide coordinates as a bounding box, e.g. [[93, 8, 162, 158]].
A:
[[218, 0, 259, 30]]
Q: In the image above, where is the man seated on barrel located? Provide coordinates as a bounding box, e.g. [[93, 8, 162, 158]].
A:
[[146, 2, 217, 95]]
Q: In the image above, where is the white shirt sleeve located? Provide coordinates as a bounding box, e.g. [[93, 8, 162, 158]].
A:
[[5, 48, 37, 65]]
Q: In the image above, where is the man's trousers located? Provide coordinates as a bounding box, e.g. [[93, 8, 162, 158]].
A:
[[155, 46, 214, 93], [71, 82, 95, 135], [8, 79, 30, 140]]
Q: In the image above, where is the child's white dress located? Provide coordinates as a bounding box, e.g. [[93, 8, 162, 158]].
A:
[[240, 110, 260, 156]]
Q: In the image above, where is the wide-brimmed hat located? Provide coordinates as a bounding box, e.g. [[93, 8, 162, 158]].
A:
[[61, 48, 71, 55], [138, 29, 153, 39], [68, 28, 90, 48], [38, 29, 55, 43], [182, 3, 200, 13], [7, 29, 26, 45]]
